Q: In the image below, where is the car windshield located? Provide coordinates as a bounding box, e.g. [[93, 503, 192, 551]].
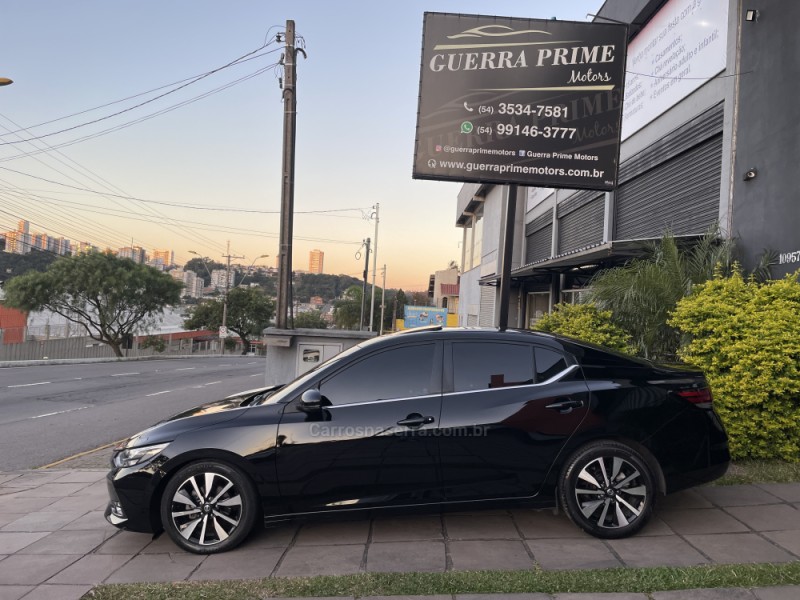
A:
[[256, 340, 370, 405]]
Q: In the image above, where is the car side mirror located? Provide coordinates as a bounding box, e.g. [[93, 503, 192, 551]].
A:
[[300, 389, 322, 409]]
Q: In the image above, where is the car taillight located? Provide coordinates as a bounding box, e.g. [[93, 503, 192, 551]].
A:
[[676, 388, 713, 406]]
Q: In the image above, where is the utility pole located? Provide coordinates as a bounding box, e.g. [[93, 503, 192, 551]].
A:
[[359, 238, 371, 330], [368, 203, 379, 331], [380, 264, 386, 335], [497, 185, 518, 331], [277, 20, 299, 330], [222, 240, 244, 353]]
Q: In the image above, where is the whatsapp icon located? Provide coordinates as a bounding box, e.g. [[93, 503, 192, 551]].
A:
[[460, 121, 474, 134]]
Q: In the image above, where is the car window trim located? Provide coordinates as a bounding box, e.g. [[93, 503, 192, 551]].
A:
[[444, 364, 579, 397], [326, 392, 442, 409]]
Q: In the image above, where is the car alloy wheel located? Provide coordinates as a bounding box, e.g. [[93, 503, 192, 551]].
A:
[[560, 441, 655, 539], [161, 461, 257, 553]]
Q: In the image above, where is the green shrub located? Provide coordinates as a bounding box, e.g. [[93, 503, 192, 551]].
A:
[[534, 302, 632, 354], [669, 270, 800, 461], [140, 335, 166, 353]]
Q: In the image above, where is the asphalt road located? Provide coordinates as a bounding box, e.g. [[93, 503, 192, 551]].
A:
[[0, 356, 268, 470]]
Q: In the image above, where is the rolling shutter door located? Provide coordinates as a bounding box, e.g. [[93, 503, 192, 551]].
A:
[[616, 134, 722, 239], [478, 285, 495, 327], [558, 194, 604, 254], [524, 212, 553, 264]]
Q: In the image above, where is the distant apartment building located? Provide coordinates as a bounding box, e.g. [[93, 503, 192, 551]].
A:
[[73, 241, 97, 255], [47, 237, 71, 255], [309, 249, 324, 274], [118, 246, 147, 264], [32, 233, 48, 251], [170, 269, 204, 299], [152, 249, 174, 267], [211, 269, 233, 291], [3, 220, 31, 254], [2, 231, 28, 255]]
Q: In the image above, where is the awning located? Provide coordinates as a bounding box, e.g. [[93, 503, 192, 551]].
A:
[[511, 235, 705, 278]]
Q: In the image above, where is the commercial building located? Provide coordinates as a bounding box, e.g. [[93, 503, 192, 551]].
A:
[[456, 0, 799, 328], [309, 249, 324, 274]]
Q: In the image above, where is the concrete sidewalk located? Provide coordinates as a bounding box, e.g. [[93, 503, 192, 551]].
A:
[[0, 464, 798, 600]]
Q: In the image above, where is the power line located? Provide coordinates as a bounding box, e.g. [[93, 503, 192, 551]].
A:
[[0, 165, 368, 215], [0, 62, 279, 162], [0, 45, 281, 145]]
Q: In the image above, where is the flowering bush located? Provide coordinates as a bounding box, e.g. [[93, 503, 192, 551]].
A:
[[534, 302, 632, 354], [670, 270, 800, 460]]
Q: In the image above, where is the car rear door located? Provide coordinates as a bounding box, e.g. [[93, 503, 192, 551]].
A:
[[438, 340, 589, 501], [275, 341, 444, 513]]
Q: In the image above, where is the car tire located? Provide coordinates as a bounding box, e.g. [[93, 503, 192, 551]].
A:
[[559, 441, 655, 539], [160, 461, 258, 554]]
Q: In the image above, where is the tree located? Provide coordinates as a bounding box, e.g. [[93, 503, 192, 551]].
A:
[[333, 285, 362, 330], [394, 289, 408, 321], [0, 249, 58, 285], [587, 230, 736, 361], [409, 291, 430, 306], [2, 252, 182, 357], [184, 287, 274, 353], [184, 257, 224, 287], [294, 310, 328, 329]]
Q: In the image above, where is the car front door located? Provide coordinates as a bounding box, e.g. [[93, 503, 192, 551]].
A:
[[275, 341, 443, 513], [438, 340, 589, 502]]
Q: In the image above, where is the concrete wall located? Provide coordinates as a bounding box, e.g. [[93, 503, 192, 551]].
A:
[[263, 328, 375, 386]]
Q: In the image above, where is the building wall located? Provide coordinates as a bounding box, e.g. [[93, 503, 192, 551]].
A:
[[730, 0, 800, 277]]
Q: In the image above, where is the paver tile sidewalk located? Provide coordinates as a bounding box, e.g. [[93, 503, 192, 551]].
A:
[[0, 468, 798, 600]]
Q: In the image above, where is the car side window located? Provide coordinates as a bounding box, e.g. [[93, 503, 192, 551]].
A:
[[453, 342, 534, 392], [535, 347, 570, 382], [319, 343, 436, 406]]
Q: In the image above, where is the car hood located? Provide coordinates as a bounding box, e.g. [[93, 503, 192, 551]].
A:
[[120, 385, 283, 448]]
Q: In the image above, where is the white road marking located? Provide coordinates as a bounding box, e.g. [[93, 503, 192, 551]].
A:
[[249, 374, 260, 377], [146, 390, 172, 397], [219, 364, 231, 367], [111, 372, 140, 377], [204, 381, 221, 386], [30, 406, 89, 419], [8, 381, 51, 388], [175, 367, 195, 371]]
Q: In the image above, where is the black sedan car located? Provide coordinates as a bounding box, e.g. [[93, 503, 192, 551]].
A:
[[105, 327, 729, 554]]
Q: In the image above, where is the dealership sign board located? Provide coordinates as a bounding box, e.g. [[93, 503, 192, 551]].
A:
[[413, 13, 627, 191]]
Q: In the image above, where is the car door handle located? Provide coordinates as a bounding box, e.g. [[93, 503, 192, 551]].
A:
[[396, 413, 435, 427], [545, 398, 584, 414]]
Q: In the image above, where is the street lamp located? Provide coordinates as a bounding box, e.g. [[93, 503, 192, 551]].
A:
[[239, 254, 270, 287]]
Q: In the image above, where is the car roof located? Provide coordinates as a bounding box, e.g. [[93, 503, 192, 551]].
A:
[[371, 326, 566, 350]]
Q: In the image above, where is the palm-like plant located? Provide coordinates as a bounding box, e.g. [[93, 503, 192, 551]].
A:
[[588, 229, 736, 361]]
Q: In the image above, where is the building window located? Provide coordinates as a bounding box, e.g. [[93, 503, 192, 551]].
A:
[[561, 289, 591, 305]]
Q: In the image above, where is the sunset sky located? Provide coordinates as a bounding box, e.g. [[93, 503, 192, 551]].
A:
[[1, 0, 602, 291]]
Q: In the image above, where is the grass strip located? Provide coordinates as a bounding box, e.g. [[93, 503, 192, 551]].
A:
[[715, 460, 800, 485], [86, 562, 800, 600]]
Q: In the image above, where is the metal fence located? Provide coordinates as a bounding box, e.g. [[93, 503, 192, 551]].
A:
[[0, 326, 231, 362]]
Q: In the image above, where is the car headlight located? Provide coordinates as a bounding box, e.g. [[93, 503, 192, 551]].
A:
[[113, 443, 169, 468]]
